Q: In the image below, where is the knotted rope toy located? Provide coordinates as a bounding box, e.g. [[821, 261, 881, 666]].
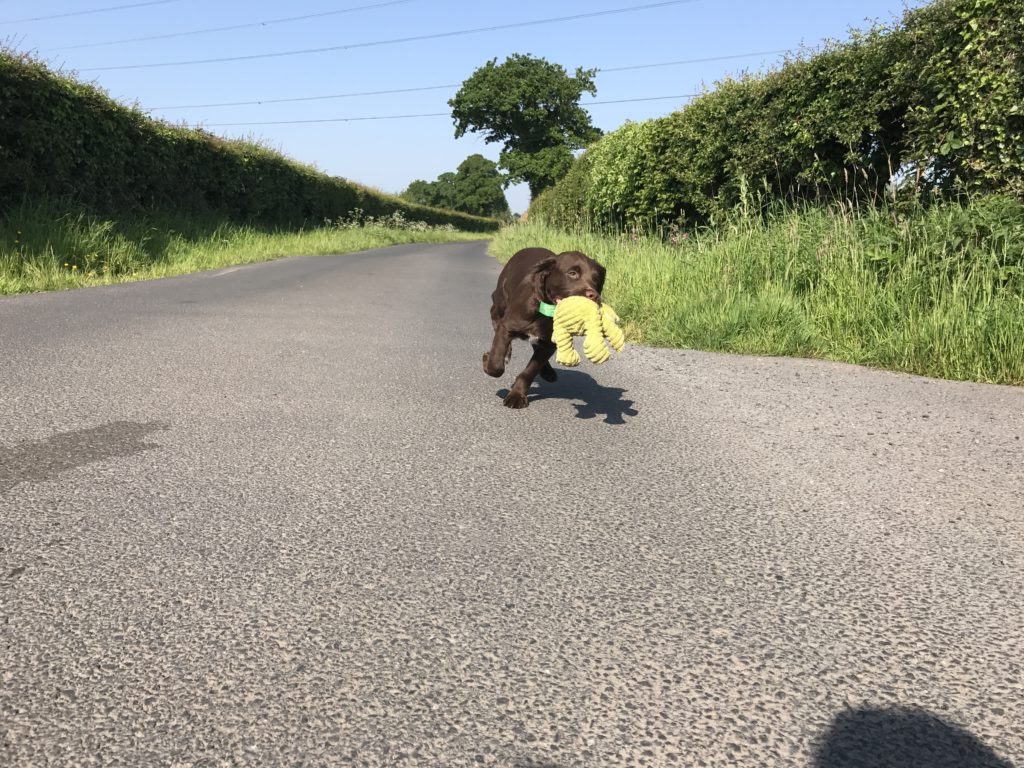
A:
[[551, 295, 626, 366]]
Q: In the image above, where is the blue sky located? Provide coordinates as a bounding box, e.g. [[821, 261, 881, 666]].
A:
[[5, 0, 925, 214]]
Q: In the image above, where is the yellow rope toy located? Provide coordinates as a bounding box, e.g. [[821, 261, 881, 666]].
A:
[[551, 295, 626, 366]]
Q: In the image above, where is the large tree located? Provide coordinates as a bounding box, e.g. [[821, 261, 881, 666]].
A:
[[448, 54, 602, 199], [401, 154, 510, 218]]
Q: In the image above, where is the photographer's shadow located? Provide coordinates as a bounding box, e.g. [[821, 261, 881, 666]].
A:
[[815, 706, 1016, 768], [497, 368, 638, 425]]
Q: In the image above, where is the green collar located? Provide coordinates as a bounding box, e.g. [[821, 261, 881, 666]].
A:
[[538, 301, 557, 317]]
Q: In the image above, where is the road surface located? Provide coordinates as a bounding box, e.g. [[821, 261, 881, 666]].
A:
[[2, 241, 1022, 766]]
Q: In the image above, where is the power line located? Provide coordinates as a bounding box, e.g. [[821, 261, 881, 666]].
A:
[[600, 49, 788, 71], [144, 50, 784, 112], [198, 95, 699, 127], [204, 112, 450, 127], [0, 0, 183, 25], [79, 0, 700, 71], [51, 0, 418, 51], [148, 84, 461, 111], [592, 94, 698, 104]]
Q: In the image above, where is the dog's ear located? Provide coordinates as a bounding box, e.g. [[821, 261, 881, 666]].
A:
[[530, 257, 557, 294], [530, 257, 557, 283]]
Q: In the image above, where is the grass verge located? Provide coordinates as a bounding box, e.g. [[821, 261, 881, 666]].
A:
[[491, 200, 1024, 386], [1, 202, 490, 295]]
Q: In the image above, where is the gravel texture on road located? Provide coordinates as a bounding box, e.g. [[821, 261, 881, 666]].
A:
[[2, 242, 1022, 767]]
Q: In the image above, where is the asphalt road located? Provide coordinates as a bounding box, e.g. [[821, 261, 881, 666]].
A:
[[2, 241, 1023, 767]]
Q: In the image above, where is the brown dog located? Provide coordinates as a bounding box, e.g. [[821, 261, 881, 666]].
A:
[[483, 247, 607, 408]]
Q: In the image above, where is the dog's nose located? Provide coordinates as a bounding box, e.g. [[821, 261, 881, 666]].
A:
[[584, 288, 600, 301]]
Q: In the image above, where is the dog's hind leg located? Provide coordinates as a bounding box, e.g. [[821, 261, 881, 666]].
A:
[[536, 341, 558, 382]]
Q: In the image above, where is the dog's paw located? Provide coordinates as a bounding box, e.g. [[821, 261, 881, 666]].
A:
[[482, 352, 504, 378], [503, 390, 529, 409], [539, 363, 558, 383]]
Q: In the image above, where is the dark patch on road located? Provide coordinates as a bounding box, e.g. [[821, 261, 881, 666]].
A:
[[814, 706, 1016, 768], [0, 421, 167, 494]]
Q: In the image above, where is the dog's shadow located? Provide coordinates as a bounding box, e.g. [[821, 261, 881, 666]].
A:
[[497, 369, 638, 425]]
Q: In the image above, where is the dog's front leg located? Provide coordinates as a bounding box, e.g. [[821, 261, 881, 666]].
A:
[[504, 339, 556, 409], [483, 324, 513, 378]]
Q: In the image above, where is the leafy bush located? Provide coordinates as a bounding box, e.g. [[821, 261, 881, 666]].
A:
[[528, 152, 594, 230], [586, 121, 667, 225], [0, 49, 499, 233], [902, 0, 1024, 197], [530, 0, 1023, 229]]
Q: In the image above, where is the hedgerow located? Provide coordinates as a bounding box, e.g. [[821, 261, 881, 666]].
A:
[[0, 49, 499, 233], [529, 152, 594, 230], [532, 0, 1023, 228]]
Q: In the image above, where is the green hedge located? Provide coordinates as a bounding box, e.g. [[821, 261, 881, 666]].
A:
[[529, 152, 594, 229], [902, 0, 1024, 197], [533, 0, 1023, 229], [0, 50, 499, 233]]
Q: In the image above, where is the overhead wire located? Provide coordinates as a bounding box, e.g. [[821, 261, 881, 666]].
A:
[[145, 50, 785, 111], [148, 84, 461, 111], [0, 0, 183, 24], [8, 2, 793, 193], [78, 0, 702, 71], [12, 3, 787, 135], [50, 0, 419, 51], [600, 50, 788, 71], [197, 95, 700, 127]]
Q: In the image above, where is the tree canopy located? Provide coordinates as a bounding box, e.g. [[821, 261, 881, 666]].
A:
[[401, 154, 510, 218], [448, 54, 602, 199]]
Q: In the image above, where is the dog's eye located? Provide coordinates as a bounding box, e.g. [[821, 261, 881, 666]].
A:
[[567, 269, 580, 279]]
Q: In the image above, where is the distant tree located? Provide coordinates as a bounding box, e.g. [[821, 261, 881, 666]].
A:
[[400, 154, 509, 218], [433, 172, 458, 210], [401, 179, 438, 207], [448, 54, 602, 199], [450, 154, 510, 217], [401, 174, 453, 209]]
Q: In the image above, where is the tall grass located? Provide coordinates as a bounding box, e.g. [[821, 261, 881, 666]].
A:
[[0, 201, 489, 295], [493, 199, 1024, 385]]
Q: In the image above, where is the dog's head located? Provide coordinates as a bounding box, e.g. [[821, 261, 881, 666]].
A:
[[534, 250, 606, 304]]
